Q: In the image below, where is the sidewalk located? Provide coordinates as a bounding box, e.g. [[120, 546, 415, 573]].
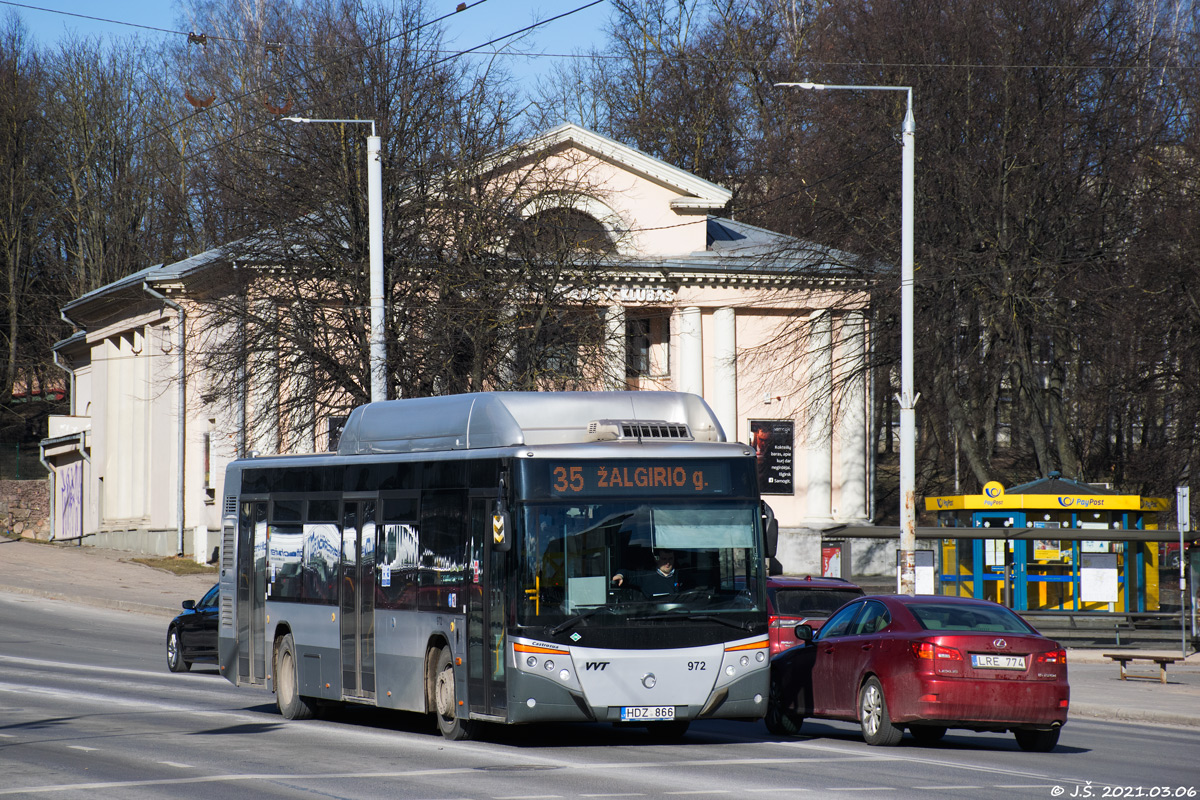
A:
[[2, 537, 1198, 728], [0, 536, 216, 617]]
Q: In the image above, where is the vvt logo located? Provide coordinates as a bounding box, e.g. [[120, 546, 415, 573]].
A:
[[585, 661, 610, 671]]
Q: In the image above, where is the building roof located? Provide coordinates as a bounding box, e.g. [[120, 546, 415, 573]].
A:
[[57, 125, 869, 320]]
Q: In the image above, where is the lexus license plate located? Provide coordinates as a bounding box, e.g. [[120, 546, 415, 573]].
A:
[[620, 706, 676, 721], [971, 654, 1026, 670]]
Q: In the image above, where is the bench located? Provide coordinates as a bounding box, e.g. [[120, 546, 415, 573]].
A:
[[1101, 652, 1180, 684]]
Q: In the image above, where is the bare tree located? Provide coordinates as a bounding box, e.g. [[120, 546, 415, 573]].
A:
[[174, 0, 627, 451]]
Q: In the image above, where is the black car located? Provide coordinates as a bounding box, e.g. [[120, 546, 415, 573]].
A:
[[166, 584, 218, 672]]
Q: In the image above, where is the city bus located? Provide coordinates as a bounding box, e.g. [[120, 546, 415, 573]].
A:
[[217, 391, 776, 740]]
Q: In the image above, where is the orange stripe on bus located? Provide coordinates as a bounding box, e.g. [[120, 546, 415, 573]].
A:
[[724, 639, 769, 652], [513, 643, 568, 654]]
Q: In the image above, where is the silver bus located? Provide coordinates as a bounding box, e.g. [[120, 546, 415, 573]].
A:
[[218, 391, 776, 740]]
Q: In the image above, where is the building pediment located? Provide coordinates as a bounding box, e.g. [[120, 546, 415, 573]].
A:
[[505, 123, 733, 212]]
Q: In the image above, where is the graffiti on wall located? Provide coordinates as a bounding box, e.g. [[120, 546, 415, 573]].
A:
[[57, 461, 82, 541]]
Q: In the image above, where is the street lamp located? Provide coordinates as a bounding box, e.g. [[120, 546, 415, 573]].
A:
[[775, 81, 919, 595], [282, 117, 387, 404]]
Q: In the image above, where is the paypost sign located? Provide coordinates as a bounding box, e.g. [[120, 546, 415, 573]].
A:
[[926, 491, 1168, 512]]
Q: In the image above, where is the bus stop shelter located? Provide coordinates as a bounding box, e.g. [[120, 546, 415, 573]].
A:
[[923, 473, 1176, 613]]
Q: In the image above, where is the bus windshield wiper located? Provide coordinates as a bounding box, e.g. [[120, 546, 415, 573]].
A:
[[639, 612, 757, 632], [548, 605, 617, 635]]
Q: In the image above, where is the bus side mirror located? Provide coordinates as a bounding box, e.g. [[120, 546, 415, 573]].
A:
[[492, 502, 512, 553], [762, 502, 779, 559]]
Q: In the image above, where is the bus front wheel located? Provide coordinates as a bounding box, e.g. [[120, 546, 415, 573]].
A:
[[433, 647, 474, 740], [275, 633, 316, 721]]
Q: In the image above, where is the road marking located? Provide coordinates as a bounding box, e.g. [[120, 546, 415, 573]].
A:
[[66, 746, 97, 752], [912, 787, 984, 791], [157, 762, 193, 769]]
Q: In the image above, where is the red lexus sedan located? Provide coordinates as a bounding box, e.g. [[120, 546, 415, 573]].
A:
[[766, 595, 1069, 751]]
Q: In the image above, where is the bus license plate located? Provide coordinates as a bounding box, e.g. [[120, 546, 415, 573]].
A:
[[971, 654, 1026, 670], [621, 706, 676, 722]]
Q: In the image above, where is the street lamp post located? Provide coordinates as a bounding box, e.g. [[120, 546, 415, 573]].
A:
[[282, 117, 387, 404], [775, 81, 919, 595]]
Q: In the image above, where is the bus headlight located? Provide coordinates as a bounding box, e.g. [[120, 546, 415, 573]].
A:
[[544, 660, 555, 671], [740, 655, 750, 667], [560, 669, 571, 682], [526, 656, 538, 668], [725, 665, 736, 676]]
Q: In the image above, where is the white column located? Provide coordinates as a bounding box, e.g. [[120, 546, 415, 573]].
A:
[[712, 307, 738, 443], [677, 306, 703, 396], [250, 302, 280, 455], [835, 311, 868, 520], [807, 311, 833, 520], [604, 304, 626, 390]]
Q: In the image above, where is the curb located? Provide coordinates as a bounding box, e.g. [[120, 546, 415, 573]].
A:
[[0, 583, 178, 618], [1070, 702, 1200, 728]]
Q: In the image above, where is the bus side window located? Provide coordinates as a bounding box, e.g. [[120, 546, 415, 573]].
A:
[[419, 491, 468, 611]]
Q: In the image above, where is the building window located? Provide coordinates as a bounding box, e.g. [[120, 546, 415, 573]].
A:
[[626, 318, 650, 377], [625, 314, 669, 379], [327, 416, 348, 451]]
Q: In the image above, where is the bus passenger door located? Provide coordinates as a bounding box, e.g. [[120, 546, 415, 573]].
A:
[[340, 499, 376, 700], [467, 498, 507, 718], [237, 501, 268, 686]]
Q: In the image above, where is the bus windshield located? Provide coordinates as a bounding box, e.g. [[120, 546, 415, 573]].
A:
[[518, 500, 764, 629]]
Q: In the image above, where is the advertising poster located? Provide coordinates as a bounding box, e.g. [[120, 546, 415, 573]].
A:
[[1033, 539, 1061, 561], [1080, 553, 1119, 603], [750, 420, 794, 495], [821, 545, 842, 578]]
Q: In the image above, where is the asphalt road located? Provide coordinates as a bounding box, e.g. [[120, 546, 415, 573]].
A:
[[2, 591, 1198, 800]]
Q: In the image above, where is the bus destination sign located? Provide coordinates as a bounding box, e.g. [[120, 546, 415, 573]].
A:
[[542, 460, 733, 497]]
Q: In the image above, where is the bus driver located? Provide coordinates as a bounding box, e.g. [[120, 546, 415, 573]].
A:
[[612, 550, 681, 598]]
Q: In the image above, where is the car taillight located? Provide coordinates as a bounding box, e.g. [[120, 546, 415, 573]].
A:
[[769, 616, 808, 656], [911, 641, 963, 662], [1036, 649, 1066, 665]]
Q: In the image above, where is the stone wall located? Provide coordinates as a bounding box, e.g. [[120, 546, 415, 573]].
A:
[[0, 479, 51, 540]]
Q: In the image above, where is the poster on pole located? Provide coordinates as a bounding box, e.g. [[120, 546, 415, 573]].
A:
[[896, 549, 936, 595], [750, 420, 794, 495]]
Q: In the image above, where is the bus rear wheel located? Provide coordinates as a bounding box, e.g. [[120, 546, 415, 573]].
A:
[[433, 647, 475, 740], [275, 633, 317, 720]]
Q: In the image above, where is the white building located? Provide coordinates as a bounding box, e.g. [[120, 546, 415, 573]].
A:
[[40, 124, 875, 572]]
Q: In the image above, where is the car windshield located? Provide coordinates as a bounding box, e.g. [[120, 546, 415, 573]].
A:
[[773, 588, 862, 617], [908, 602, 1033, 634], [517, 500, 763, 628]]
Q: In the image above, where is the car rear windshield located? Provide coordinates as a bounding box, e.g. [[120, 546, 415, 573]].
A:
[[773, 588, 862, 617], [908, 602, 1033, 634]]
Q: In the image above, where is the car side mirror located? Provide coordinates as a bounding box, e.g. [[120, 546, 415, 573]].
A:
[[794, 623, 814, 643], [182, 600, 196, 611]]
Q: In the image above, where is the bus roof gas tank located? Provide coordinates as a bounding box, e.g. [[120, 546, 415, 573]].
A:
[[336, 391, 726, 455]]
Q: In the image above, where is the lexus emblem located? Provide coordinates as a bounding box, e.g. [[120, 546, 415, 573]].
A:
[[993, 638, 1008, 649]]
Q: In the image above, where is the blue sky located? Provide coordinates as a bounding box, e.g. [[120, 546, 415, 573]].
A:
[[7, 0, 611, 84]]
